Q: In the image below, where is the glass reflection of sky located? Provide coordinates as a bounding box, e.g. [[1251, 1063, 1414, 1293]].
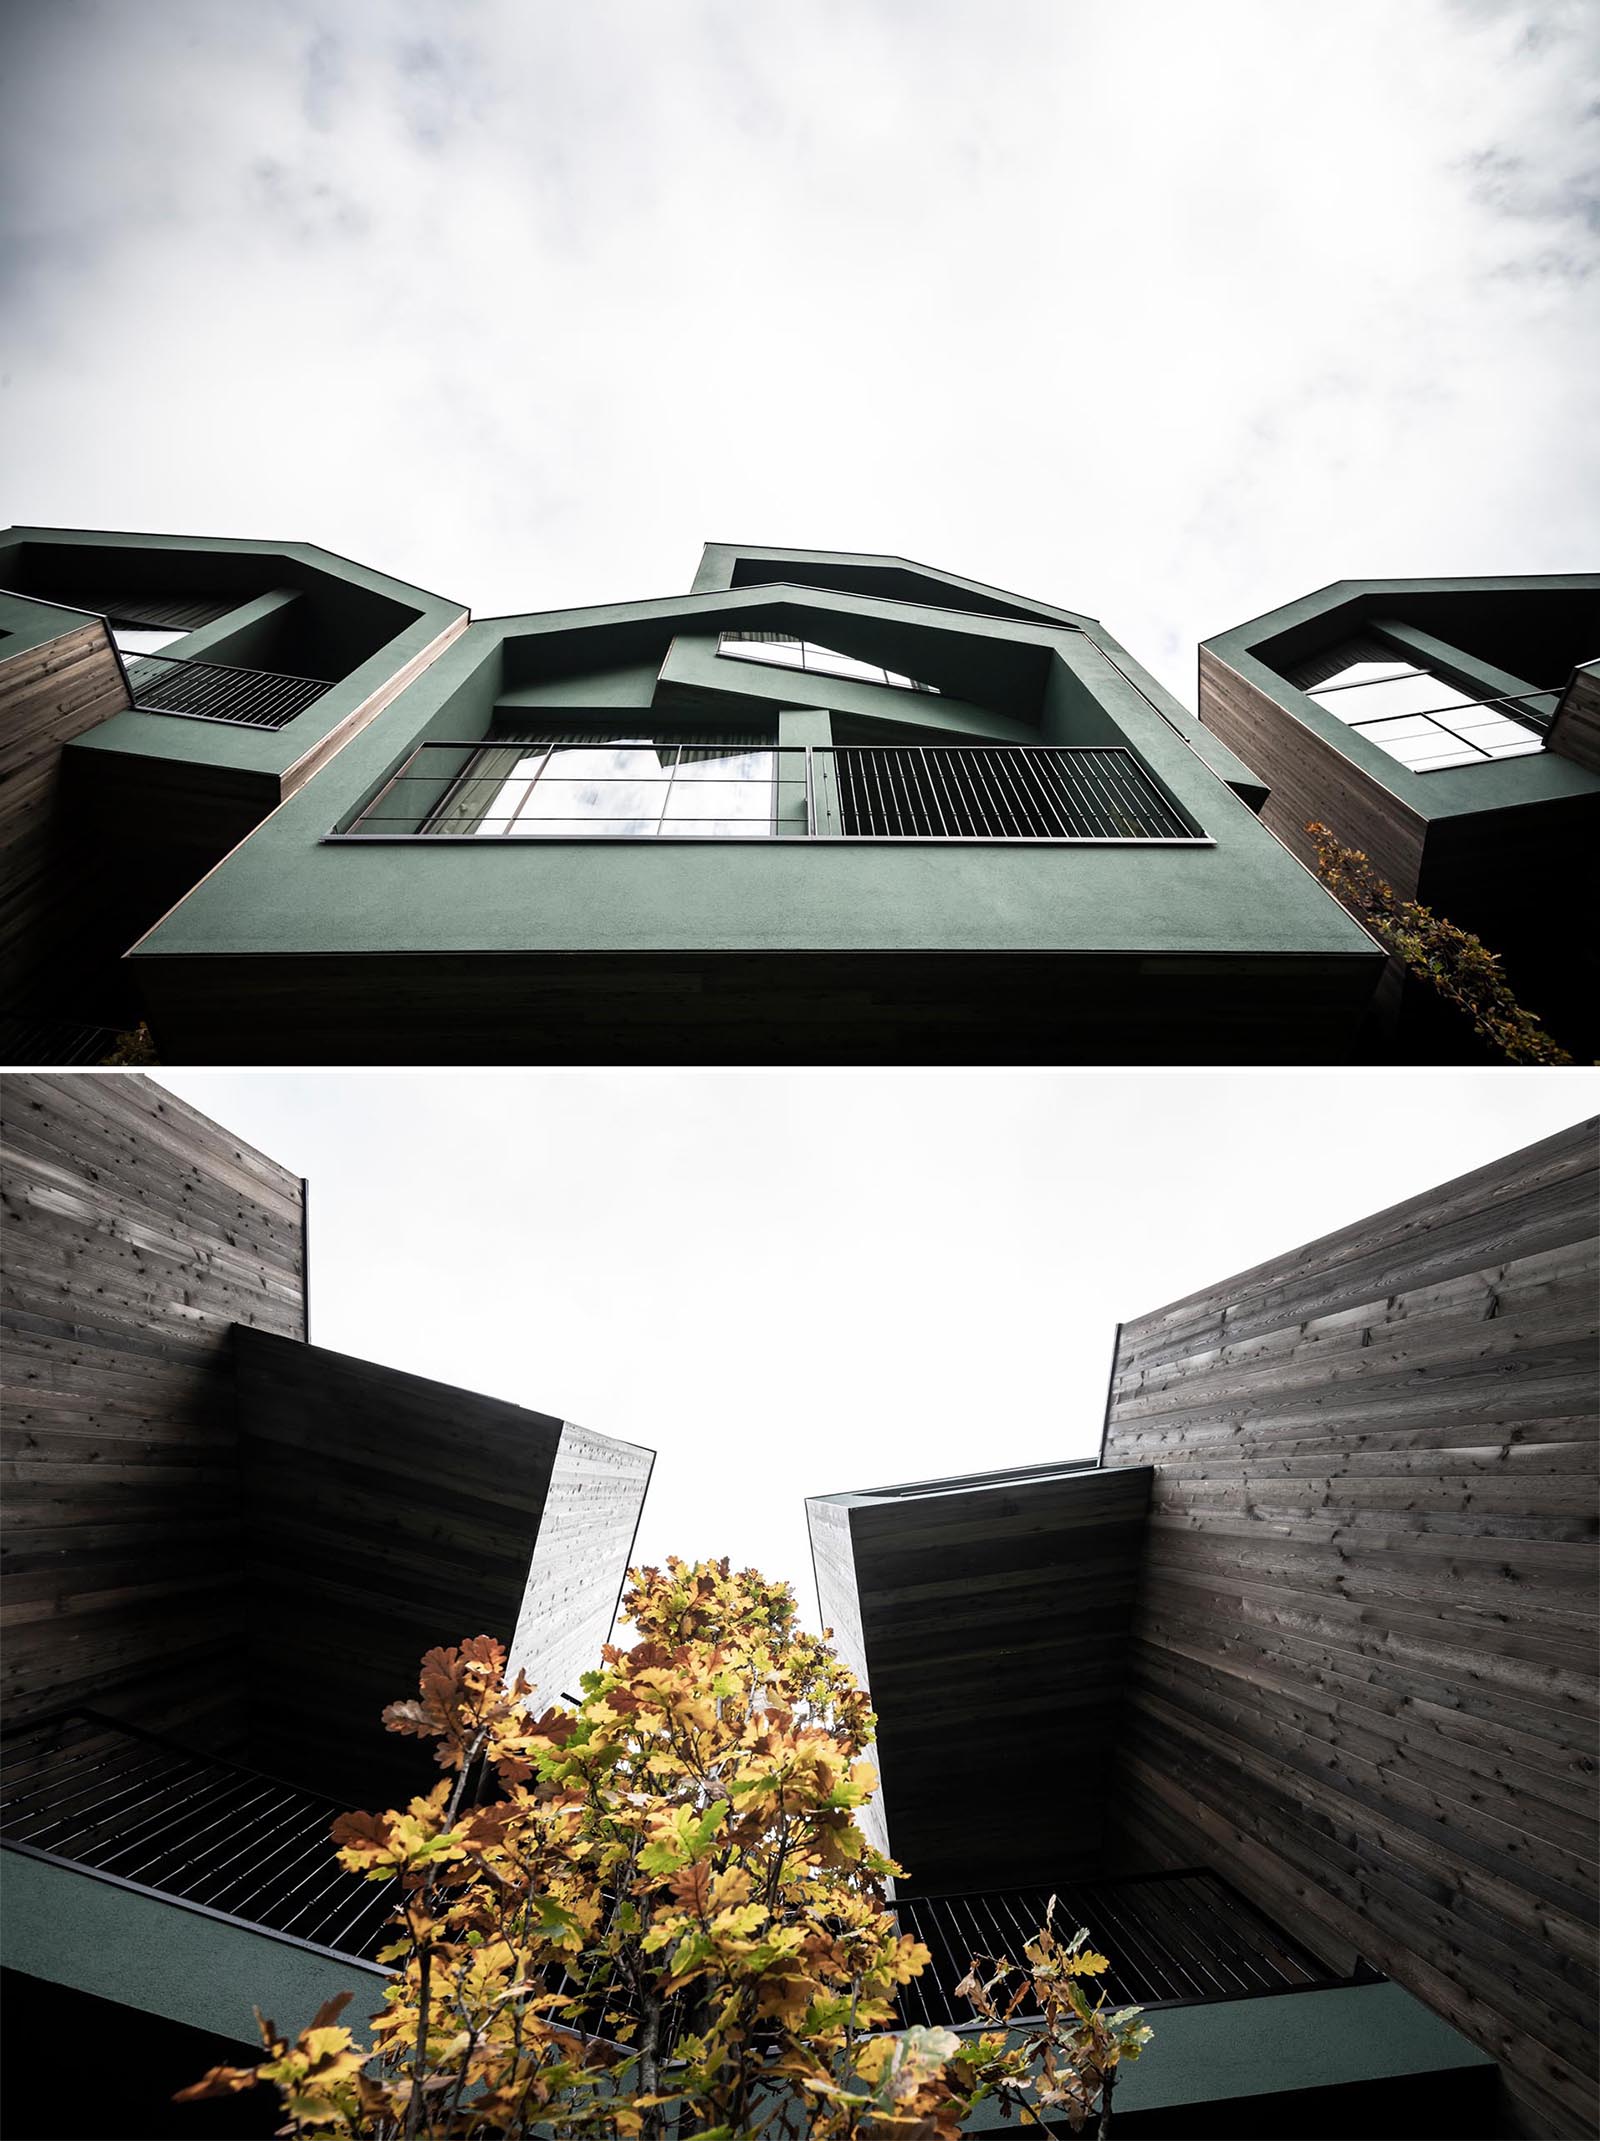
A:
[[718, 633, 939, 694], [471, 740, 779, 837], [1308, 661, 1545, 772]]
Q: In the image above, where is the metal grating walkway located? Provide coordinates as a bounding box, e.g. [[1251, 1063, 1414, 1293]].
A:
[[0, 1712, 396, 1962], [893, 1869, 1361, 2027]]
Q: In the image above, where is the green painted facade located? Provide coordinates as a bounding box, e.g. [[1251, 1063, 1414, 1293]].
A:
[[109, 543, 1382, 1061], [0, 525, 465, 788], [1203, 573, 1600, 822], [958, 1983, 1495, 2136], [1201, 572, 1600, 1059], [0, 1847, 384, 2050]]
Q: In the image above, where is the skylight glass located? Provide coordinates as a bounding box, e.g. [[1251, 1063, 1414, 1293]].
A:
[[718, 632, 939, 694], [1307, 660, 1544, 771]]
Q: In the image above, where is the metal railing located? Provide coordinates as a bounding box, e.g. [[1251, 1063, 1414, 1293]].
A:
[[0, 1711, 396, 1962], [336, 742, 1206, 843], [124, 650, 332, 730], [892, 1869, 1369, 2028]]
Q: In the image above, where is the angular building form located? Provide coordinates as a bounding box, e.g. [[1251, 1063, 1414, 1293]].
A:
[[1198, 576, 1600, 1059], [810, 1120, 1599, 2137], [1, 530, 1388, 1065], [0, 526, 466, 1060], [0, 1074, 652, 2135]]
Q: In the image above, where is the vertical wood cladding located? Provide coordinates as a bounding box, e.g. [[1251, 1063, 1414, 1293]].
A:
[[508, 1421, 653, 1715], [1102, 1121, 1599, 2138], [0, 1074, 305, 1749], [1197, 644, 1429, 895], [0, 624, 130, 1005]]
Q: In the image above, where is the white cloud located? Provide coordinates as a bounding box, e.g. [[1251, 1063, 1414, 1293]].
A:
[[153, 1067, 1600, 1633], [3, 0, 1596, 697]]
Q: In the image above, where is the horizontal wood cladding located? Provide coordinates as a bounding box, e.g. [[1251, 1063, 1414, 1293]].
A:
[[0, 1074, 305, 1749], [1102, 1120, 1600, 2139], [1197, 645, 1429, 896], [0, 623, 131, 1003], [1547, 666, 1600, 776], [813, 1468, 1153, 1895], [231, 1328, 567, 1804], [133, 948, 1382, 1069]]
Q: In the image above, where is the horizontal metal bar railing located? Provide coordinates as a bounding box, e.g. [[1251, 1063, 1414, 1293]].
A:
[[124, 651, 332, 730], [335, 742, 1205, 842], [891, 1869, 1370, 2028], [0, 1711, 397, 1962]]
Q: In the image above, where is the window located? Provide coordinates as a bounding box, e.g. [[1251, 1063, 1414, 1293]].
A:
[[434, 737, 780, 838], [717, 631, 939, 694], [112, 626, 186, 658], [1302, 654, 1545, 771]]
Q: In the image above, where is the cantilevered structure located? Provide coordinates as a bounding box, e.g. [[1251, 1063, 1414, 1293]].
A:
[[810, 1120, 1600, 2138], [105, 538, 1385, 1064], [0, 525, 466, 1059], [1198, 575, 1600, 1059], [0, 1074, 652, 2136]]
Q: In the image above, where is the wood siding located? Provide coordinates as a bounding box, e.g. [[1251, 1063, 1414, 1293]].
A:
[[508, 1421, 653, 1716], [0, 1074, 305, 1751], [0, 624, 130, 1007], [810, 1468, 1154, 1895], [233, 1328, 563, 1804], [1101, 1120, 1600, 2139], [805, 1495, 892, 1862], [232, 1332, 653, 1804], [1548, 664, 1600, 776], [132, 946, 1382, 1069], [1197, 644, 1429, 895]]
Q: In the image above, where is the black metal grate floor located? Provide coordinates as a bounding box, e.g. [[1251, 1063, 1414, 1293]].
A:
[[893, 1870, 1354, 2027], [0, 1712, 396, 1961]]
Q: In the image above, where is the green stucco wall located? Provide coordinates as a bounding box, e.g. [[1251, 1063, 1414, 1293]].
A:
[[1205, 576, 1600, 823], [1, 527, 464, 784], [959, 1981, 1493, 2128], [131, 583, 1378, 969], [0, 1848, 385, 2050]]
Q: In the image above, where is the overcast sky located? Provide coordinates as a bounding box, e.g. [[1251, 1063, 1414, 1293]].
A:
[[4, 0, 1598, 699], [156, 1069, 1598, 1636]]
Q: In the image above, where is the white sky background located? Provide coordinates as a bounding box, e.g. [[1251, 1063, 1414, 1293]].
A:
[[4, 0, 1599, 696], [155, 1070, 1599, 1639]]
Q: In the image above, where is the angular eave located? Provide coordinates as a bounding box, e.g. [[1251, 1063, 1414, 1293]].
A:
[[692, 540, 1103, 633], [0, 523, 467, 617]]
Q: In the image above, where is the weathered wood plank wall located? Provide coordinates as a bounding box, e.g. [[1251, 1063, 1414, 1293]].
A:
[[0, 1074, 305, 1749], [508, 1420, 653, 1717], [811, 1467, 1154, 1896], [0, 624, 130, 1008], [1197, 645, 1429, 894], [1101, 1120, 1599, 2138], [1548, 663, 1600, 776], [233, 1328, 567, 1803]]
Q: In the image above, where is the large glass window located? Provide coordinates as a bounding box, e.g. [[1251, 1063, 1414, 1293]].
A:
[[717, 631, 939, 694], [435, 737, 780, 838], [1304, 657, 1545, 771]]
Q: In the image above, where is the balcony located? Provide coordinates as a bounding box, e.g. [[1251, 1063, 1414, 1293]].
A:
[[0, 1710, 394, 1963], [123, 650, 332, 731], [891, 1869, 1365, 2028], [335, 740, 1206, 843]]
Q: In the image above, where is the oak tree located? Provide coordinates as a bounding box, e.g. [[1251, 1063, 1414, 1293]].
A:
[[177, 1558, 1147, 2138]]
